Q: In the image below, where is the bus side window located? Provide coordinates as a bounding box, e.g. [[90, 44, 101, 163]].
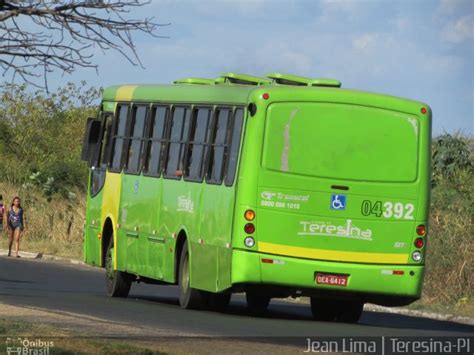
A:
[[225, 108, 244, 186], [143, 105, 169, 176], [206, 108, 231, 184], [125, 105, 148, 174], [99, 114, 113, 168], [165, 106, 191, 178], [185, 107, 211, 181], [90, 113, 112, 197], [109, 104, 129, 171]]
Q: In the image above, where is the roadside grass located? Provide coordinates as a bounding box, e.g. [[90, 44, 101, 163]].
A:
[[405, 299, 474, 319], [0, 318, 164, 354], [420, 171, 473, 314], [0, 182, 85, 260]]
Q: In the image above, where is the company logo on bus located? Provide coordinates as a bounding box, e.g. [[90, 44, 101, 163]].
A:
[[298, 219, 373, 241], [260, 191, 310, 202], [261, 191, 277, 200]]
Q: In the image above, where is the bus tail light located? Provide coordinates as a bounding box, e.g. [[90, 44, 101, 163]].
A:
[[421, 107, 427, 114], [262, 93, 270, 100], [416, 225, 426, 236], [414, 238, 424, 249], [412, 251, 422, 262], [244, 237, 255, 248], [244, 209, 255, 221], [244, 223, 255, 234]]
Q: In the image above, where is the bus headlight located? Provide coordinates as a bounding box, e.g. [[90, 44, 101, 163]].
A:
[[244, 237, 255, 248]]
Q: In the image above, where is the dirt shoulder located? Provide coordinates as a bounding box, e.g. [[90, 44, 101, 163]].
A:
[[0, 303, 303, 354]]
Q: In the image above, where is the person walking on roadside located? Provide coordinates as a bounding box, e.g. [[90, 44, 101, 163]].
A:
[[0, 195, 5, 250], [6, 197, 26, 258]]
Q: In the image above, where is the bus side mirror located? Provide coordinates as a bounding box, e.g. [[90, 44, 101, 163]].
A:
[[81, 118, 102, 166]]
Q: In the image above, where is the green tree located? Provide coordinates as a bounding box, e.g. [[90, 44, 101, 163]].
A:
[[0, 81, 101, 190]]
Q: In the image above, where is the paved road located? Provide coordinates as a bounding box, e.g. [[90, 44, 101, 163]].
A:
[[0, 256, 473, 340]]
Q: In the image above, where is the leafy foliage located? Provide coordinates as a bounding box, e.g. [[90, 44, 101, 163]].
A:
[[432, 134, 473, 183], [423, 134, 473, 306], [0, 82, 101, 193]]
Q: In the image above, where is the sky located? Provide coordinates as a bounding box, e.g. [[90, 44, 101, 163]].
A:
[[16, 0, 474, 135]]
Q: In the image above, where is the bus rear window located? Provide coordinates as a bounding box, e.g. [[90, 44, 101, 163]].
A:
[[262, 102, 419, 182]]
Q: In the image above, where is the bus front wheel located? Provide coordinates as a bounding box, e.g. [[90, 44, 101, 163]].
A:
[[310, 298, 364, 323], [246, 291, 271, 314], [178, 243, 208, 309], [105, 239, 131, 298]]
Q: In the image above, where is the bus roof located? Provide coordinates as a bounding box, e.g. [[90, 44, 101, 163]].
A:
[[102, 72, 428, 111], [103, 83, 257, 105]]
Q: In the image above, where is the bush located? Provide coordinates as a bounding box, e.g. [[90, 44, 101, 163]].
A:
[[432, 133, 473, 183], [424, 170, 473, 305], [421, 134, 473, 307], [0, 82, 101, 190]]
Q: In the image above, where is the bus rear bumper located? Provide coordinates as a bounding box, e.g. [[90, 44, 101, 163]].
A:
[[231, 249, 424, 306]]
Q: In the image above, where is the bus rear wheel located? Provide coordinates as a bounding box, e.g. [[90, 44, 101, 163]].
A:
[[178, 243, 208, 309], [246, 291, 271, 315], [310, 298, 364, 323], [105, 239, 131, 298], [208, 292, 231, 311]]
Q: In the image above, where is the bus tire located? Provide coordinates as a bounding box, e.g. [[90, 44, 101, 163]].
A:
[[208, 292, 231, 311], [178, 243, 208, 309], [246, 291, 270, 314], [310, 298, 363, 323], [105, 239, 131, 298], [310, 298, 338, 321], [336, 301, 364, 323]]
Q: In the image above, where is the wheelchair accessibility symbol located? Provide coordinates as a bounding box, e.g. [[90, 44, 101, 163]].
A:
[[330, 194, 347, 210]]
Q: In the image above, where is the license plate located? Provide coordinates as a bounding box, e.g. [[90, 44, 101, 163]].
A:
[[315, 273, 348, 287]]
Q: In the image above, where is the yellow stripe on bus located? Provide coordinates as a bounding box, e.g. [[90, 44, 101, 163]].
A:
[[258, 242, 409, 264], [101, 172, 122, 269], [115, 85, 137, 101]]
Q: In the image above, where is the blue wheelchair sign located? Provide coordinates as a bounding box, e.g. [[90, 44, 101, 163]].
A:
[[330, 194, 347, 210]]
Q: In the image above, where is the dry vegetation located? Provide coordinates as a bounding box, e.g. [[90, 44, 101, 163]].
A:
[[420, 170, 473, 313], [0, 182, 85, 260]]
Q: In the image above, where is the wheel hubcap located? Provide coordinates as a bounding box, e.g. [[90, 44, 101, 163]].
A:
[[181, 254, 190, 294], [106, 247, 114, 281]]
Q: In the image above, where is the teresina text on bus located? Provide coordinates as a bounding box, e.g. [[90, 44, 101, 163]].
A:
[[298, 219, 373, 241]]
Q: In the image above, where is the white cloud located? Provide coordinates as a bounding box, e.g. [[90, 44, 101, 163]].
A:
[[435, 0, 471, 16], [391, 17, 410, 32], [352, 33, 379, 52], [253, 41, 313, 75], [441, 14, 474, 43]]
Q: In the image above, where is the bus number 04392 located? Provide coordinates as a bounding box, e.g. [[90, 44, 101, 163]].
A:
[[361, 200, 414, 220]]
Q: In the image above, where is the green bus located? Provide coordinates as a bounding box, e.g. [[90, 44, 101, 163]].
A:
[[81, 72, 431, 322]]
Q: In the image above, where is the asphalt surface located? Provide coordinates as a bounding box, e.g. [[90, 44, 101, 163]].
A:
[[0, 256, 473, 340]]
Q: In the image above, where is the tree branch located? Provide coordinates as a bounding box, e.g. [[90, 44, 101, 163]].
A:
[[0, 0, 169, 89]]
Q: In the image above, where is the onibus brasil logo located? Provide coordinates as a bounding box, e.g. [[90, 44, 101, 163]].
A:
[[6, 337, 54, 355], [299, 219, 373, 241]]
